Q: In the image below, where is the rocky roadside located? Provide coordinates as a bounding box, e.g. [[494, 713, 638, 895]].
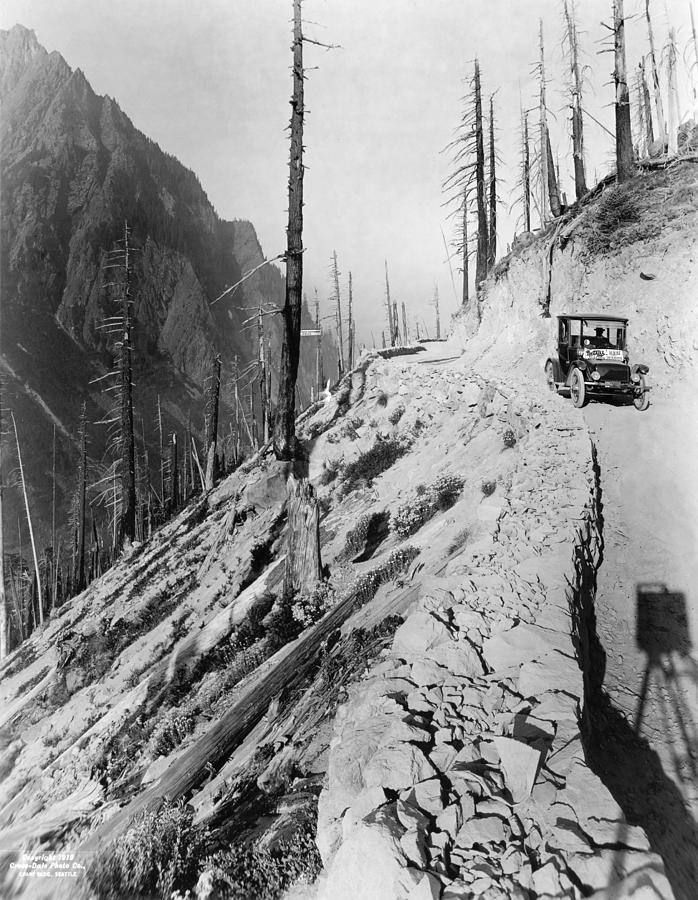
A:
[[312, 380, 674, 900]]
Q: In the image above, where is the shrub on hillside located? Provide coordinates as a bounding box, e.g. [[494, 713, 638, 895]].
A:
[[341, 437, 410, 493], [342, 510, 390, 560], [502, 429, 517, 449], [388, 403, 405, 425], [85, 802, 209, 900], [319, 458, 342, 486], [150, 712, 196, 758], [481, 480, 497, 497], [291, 582, 337, 628], [391, 474, 465, 538]]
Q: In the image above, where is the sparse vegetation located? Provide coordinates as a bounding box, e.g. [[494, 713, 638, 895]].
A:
[[481, 480, 497, 497], [85, 801, 209, 900], [342, 510, 390, 560], [391, 474, 465, 538], [388, 403, 405, 425], [319, 457, 342, 485], [198, 821, 321, 900], [502, 429, 517, 449], [341, 437, 411, 493], [448, 527, 471, 555], [291, 581, 337, 628]]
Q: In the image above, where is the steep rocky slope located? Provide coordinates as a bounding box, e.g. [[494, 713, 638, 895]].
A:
[[0, 163, 695, 900], [0, 24, 326, 547]]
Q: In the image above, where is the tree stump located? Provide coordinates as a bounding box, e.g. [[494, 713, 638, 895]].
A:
[[284, 475, 322, 596]]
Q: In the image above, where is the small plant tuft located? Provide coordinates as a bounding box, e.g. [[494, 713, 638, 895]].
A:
[[481, 480, 497, 497], [502, 429, 517, 449], [341, 437, 411, 493], [291, 582, 337, 628], [391, 474, 465, 538], [388, 403, 405, 425]]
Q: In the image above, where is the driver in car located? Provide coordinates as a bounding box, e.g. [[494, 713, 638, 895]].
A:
[[586, 326, 612, 349]]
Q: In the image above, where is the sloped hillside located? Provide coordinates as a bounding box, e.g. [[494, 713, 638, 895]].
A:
[[0, 163, 696, 900]]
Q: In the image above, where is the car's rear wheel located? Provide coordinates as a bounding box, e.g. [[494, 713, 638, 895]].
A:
[[570, 368, 588, 408], [633, 375, 650, 411], [545, 361, 558, 393]]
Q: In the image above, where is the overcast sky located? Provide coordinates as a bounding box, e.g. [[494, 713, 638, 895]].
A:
[[1, 0, 694, 343]]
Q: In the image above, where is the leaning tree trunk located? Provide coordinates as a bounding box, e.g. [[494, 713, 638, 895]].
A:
[[614, 0, 635, 182], [283, 476, 322, 596], [545, 127, 562, 217], [273, 0, 305, 461], [119, 221, 136, 547], [11, 412, 43, 625], [205, 354, 221, 491], [640, 59, 655, 151], [474, 59, 488, 289], [644, 0, 667, 148]]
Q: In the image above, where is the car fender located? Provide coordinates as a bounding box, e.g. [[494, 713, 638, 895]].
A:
[[544, 357, 562, 382], [631, 363, 649, 375]]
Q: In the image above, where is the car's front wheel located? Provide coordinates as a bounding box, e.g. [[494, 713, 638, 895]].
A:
[[570, 368, 588, 408], [633, 374, 650, 411], [545, 361, 558, 393]]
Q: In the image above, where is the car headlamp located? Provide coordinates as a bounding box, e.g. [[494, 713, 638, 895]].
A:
[[631, 373, 640, 383], [591, 371, 601, 381]]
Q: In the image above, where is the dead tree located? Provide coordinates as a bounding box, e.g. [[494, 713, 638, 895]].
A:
[[347, 271, 354, 370], [401, 301, 409, 344], [461, 188, 470, 305], [487, 94, 497, 271], [205, 355, 221, 490], [614, 0, 635, 182], [284, 476, 322, 595], [639, 59, 655, 153], [384, 261, 395, 347], [691, 4, 698, 103], [0, 386, 7, 659], [538, 21, 550, 225], [11, 412, 43, 626], [73, 402, 87, 595], [331, 251, 345, 376], [392, 301, 400, 344], [546, 128, 562, 216], [644, 0, 667, 148], [563, 0, 588, 198], [314, 294, 323, 397], [521, 108, 532, 232], [118, 222, 136, 546], [474, 59, 488, 288], [665, 28, 680, 155], [169, 433, 179, 513], [273, 0, 305, 461]]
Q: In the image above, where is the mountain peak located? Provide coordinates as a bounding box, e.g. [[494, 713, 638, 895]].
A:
[[0, 23, 48, 96]]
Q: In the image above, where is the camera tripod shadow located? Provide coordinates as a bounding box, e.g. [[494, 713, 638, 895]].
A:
[[585, 583, 698, 900]]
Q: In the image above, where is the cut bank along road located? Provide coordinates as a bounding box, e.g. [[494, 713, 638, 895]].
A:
[[583, 385, 698, 900]]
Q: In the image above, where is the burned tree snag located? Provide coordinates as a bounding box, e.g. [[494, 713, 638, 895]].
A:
[[487, 94, 497, 271], [474, 59, 488, 289], [402, 301, 409, 344], [11, 412, 43, 625], [347, 271, 354, 370], [522, 109, 532, 232], [205, 354, 221, 491], [546, 129, 562, 217], [462, 187, 470, 305], [614, 0, 635, 182], [384, 260, 395, 347], [563, 0, 588, 199], [640, 59, 655, 150], [119, 221, 136, 547], [433, 284, 441, 339], [273, 0, 305, 461], [332, 251, 345, 376], [644, 0, 667, 148], [283, 476, 322, 596], [538, 21, 550, 226], [74, 402, 87, 594]]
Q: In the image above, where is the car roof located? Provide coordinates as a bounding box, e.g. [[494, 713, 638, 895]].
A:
[[557, 314, 628, 323]]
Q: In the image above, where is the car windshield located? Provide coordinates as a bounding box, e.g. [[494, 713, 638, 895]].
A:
[[579, 319, 626, 350]]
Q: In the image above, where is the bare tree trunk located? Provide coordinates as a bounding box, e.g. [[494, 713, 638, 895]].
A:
[[487, 94, 497, 271], [170, 434, 179, 514], [384, 260, 395, 347], [462, 186, 470, 305], [691, 3, 698, 102], [539, 21, 549, 227], [401, 301, 409, 343], [474, 59, 488, 288], [392, 301, 399, 344], [0, 387, 7, 659], [640, 59, 655, 149], [563, 0, 588, 199], [74, 402, 87, 594], [332, 251, 345, 376], [314, 295, 323, 395], [273, 0, 305, 461], [546, 128, 562, 216], [522, 110, 531, 232], [11, 412, 43, 625], [205, 355, 221, 490], [119, 221, 136, 547], [283, 476, 322, 595], [51, 423, 56, 611], [614, 0, 635, 182], [156, 394, 165, 509], [347, 271, 354, 370], [644, 0, 667, 147], [666, 28, 679, 155]]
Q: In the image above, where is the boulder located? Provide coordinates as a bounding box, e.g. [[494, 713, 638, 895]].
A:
[[492, 736, 541, 803], [393, 610, 453, 658], [363, 743, 436, 792]]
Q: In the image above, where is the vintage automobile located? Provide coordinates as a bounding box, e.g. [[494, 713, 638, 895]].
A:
[[544, 314, 650, 410]]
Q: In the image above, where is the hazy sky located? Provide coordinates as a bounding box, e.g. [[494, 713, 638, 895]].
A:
[[1, 0, 694, 343]]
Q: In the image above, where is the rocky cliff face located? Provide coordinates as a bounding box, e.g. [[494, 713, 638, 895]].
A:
[[0, 24, 324, 546]]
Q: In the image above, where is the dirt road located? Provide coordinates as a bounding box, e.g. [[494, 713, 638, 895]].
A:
[[583, 386, 698, 900]]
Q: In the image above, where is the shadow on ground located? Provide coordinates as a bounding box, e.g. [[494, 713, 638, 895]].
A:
[[583, 583, 698, 900]]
